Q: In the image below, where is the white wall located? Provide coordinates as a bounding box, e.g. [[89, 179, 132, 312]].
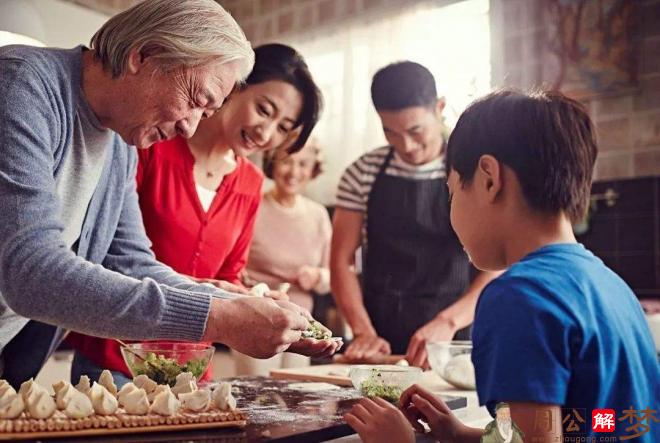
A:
[[0, 0, 109, 48]]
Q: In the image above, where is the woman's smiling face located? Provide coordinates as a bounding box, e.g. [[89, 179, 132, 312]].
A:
[[217, 80, 303, 157]]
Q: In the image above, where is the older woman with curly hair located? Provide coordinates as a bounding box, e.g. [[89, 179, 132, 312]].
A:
[[234, 138, 333, 375]]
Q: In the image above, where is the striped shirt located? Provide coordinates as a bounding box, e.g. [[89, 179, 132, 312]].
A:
[[336, 146, 446, 212]]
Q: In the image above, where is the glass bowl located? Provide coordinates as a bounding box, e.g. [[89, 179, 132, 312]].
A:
[[349, 365, 422, 403], [120, 341, 214, 386], [426, 341, 476, 390]]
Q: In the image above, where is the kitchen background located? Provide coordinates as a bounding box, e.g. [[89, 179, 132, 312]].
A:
[[0, 0, 658, 337]]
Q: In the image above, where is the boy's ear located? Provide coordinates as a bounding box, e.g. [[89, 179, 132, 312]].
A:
[[435, 97, 446, 116], [477, 155, 502, 203]]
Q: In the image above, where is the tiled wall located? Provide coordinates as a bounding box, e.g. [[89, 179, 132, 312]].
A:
[[577, 177, 660, 299]]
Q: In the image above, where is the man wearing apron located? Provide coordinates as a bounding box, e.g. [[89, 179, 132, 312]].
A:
[[331, 62, 498, 367]]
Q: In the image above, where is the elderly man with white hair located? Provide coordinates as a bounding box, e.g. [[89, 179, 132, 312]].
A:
[[0, 0, 339, 387]]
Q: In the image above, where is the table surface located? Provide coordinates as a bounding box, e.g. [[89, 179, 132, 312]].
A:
[[43, 376, 469, 443]]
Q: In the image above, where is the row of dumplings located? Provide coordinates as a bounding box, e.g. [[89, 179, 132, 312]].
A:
[[0, 370, 236, 420]]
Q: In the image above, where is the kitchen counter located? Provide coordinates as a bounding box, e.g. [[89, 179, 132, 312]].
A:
[[44, 375, 472, 443]]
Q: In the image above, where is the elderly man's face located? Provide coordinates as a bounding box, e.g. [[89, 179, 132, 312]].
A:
[[117, 54, 240, 149]]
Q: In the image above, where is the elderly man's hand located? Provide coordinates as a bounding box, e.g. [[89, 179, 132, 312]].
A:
[[203, 297, 310, 358], [187, 276, 249, 294], [288, 337, 343, 358]]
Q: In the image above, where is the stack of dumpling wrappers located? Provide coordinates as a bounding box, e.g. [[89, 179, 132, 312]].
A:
[[0, 371, 245, 435]]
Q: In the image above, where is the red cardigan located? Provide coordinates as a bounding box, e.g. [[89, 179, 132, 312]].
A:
[[67, 136, 263, 377]]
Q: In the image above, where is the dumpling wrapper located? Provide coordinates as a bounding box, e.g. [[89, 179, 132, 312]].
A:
[[0, 383, 16, 403], [212, 382, 236, 411], [133, 375, 157, 394], [122, 388, 149, 415], [249, 283, 269, 297], [149, 389, 180, 416], [99, 370, 118, 397], [64, 389, 94, 419], [0, 391, 24, 419], [75, 375, 92, 396], [27, 390, 56, 419], [54, 382, 77, 410], [18, 378, 37, 401], [52, 380, 68, 396], [179, 389, 210, 412], [117, 382, 138, 407], [90, 382, 118, 415]]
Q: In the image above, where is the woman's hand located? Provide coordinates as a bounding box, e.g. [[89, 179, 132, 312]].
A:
[[344, 398, 415, 443], [297, 265, 321, 291], [405, 316, 457, 369]]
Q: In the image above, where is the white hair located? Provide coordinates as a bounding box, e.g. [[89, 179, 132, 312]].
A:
[[90, 0, 254, 80]]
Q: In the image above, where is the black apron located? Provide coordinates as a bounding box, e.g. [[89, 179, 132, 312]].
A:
[[362, 148, 471, 354]]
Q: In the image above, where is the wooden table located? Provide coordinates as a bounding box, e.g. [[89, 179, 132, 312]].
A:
[[42, 376, 467, 443]]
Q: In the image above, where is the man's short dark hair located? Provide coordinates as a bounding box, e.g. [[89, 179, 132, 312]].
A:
[[446, 89, 597, 224], [371, 61, 437, 111]]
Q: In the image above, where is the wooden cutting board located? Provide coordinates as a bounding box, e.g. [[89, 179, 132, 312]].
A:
[[270, 364, 353, 386], [332, 354, 408, 365]]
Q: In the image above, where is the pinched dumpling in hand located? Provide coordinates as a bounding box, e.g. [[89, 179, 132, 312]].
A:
[[149, 386, 180, 416], [212, 382, 236, 411], [98, 370, 118, 397], [302, 319, 332, 340], [179, 389, 210, 412], [64, 389, 94, 419], [90, 382, 118, 416], [0, 384, 24, 419]]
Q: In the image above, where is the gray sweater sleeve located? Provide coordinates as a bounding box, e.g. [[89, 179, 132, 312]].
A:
[[0, 59, 228, 341]]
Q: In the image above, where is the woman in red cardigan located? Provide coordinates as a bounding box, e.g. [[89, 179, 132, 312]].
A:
[[67, 44, 324, 386]]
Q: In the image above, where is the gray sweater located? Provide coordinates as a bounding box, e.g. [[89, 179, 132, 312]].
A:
[[0, 46, 233, 363]]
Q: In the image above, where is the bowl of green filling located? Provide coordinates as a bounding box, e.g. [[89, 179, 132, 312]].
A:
[[349, 365, 422, 403], [120, 342, 214, 386]]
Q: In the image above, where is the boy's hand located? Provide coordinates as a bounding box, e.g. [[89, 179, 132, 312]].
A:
[[399, 384, 470, 442], [344, 398, 415, 443]]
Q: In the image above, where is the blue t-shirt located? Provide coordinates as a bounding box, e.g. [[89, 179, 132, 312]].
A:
[[472, 243, 659, 441]]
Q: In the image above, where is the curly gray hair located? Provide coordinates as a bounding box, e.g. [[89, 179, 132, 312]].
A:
[[90, 0, 254, 79]]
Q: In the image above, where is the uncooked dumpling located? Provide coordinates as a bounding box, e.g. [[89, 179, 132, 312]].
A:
[[147, 384, 171, 403], [0, 390, 24, 419], [212, 382, 236, 411], [90, 382, 118, 415], [98, 370, 118, 397], [0, 380, 12, 398], [249, 283, 269, 297], [171, 372, 197, 397], [54, 382, 77, 410], [75, 375, 92, 396], [122, 388, 149, 415], [149, 388, 180, 416], [26, 390, 56, 419], [179, 389, 210, 412], [117, 382, 138, 407], [63, 389, 94, 419], [18, 378, 37, 402], [133, 374, 157, 394]]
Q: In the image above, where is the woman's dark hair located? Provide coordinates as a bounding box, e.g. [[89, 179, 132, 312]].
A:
[[371, 61, 437, 111], [244, 43, 323, 154], [262, 140, 324, 180], [446, 89, 598, 223]]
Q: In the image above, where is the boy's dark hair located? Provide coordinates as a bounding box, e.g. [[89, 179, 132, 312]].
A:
[[371, 61, 437, 111], [243, 43, 323, 153], [446, 89, 597, 223]]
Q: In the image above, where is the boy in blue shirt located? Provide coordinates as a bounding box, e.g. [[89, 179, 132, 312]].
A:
[[345, 90, 659, 443]]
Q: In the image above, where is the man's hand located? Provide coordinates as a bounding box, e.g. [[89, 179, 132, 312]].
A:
[[203, 297, 309, 358], [399, 384, 481, 443], [405, 316, 457, 368], [297, 265, 321, 291], [288, 337, 343, 358], [187, 276, 249, 294], [345, 334, 391, 360], [344, 398, 415, 443]]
